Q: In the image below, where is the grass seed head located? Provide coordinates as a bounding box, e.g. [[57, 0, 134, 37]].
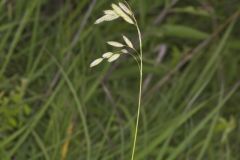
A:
[[90, 58, 103, 67], [119, 2, 133, 15], [95, 14, 119, 24], [107, 41, 124, 47], [112, 4, 134, 24], [123, 35, 134, 49], [102, 52, 114, 58], [108, 54, 121, 62]]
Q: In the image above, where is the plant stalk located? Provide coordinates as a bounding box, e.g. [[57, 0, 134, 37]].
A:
[[131, 19, 143, 160]]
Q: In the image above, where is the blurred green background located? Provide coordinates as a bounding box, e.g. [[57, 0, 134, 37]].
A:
[[0, 0, 240, 159]]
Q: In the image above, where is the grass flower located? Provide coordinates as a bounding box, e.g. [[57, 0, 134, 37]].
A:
[[90, 1, 143, 160]]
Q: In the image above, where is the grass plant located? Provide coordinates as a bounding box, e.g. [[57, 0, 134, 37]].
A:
[[0, 0, 240, 159]]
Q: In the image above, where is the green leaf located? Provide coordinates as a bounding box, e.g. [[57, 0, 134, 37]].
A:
[[173, 6, 210, 17], [161, 25, 209, 40]]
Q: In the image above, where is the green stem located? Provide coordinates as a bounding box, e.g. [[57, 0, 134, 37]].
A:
[[131, 17, 143, 160], [122, 51, 140, 69]]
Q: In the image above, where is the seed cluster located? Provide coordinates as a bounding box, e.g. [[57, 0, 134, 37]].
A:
[[90, 2, 137, 68]]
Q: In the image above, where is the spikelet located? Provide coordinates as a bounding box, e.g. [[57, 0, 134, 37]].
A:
[[119, 2, 133, 15], [121, 49, 128, 54], [107, 41, 124, 47], [123, 35, 134, 49], [102, 52, 114, 58], [90, 58, 103, 67], [108, 54, 120, 62], [95, 14, 119, 24], [111, 4, 134, 24], [104, 10, 116, 15]]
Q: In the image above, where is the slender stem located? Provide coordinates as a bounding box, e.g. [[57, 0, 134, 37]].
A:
[[124, 52, 141, 69], [131, 16, 143, 160]]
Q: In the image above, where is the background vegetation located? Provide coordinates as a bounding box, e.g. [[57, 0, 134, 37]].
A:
[[0, 0, 240, 159]]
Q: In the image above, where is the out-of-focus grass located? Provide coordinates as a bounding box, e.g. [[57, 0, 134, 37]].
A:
[[0, 0, 240, 160]]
